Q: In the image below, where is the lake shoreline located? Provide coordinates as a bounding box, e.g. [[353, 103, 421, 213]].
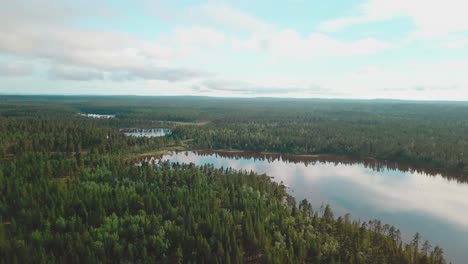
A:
[[181, 149, 466, 182], [160, 150, 468, 263], [128, 146, 466, 182]]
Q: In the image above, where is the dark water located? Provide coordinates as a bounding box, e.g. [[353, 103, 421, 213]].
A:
[[122, 128, 172, 138], [158, 151, 468, 263]]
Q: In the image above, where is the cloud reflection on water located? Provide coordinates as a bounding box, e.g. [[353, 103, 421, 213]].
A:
[[160, 151, 468, 263], [162, 151, 468, 229]]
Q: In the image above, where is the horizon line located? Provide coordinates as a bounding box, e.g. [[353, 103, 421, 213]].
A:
[[1, 93, 468, 103]]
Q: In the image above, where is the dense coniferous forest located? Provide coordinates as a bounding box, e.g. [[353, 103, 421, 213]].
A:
[[0, 96, 455, 263], [3, 96, 465, 178]]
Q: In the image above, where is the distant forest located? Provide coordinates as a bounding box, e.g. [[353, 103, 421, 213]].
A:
[[2, 95, 467, 179], [0, 95, 453, 263]]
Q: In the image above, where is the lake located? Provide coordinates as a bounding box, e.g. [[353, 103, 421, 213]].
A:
[[123, 128, 172, 137], [156, 150, 468, 263]]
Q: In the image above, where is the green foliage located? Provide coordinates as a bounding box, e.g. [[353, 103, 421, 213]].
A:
[[4, 96, 465, 179], [0, 96, 451, 263], [0, 157, 446, 263]]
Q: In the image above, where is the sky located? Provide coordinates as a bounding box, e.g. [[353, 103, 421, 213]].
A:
[[1, 0, 468, 100]]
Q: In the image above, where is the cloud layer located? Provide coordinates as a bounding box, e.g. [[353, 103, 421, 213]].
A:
[[1, 0, 468, 99], [0, 61, 33, 77], [319, 0, 468, 37]]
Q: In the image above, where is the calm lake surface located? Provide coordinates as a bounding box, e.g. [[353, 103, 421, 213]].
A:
[[158, 151, 468, 263], [123, 128, 172, 138]]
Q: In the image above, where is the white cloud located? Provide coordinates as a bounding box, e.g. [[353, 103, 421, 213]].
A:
[[2, 0, 84, 26], [193, 60, 468, 100], [0, 0, 395, 86], [319, 0, 468, 38], [234, 30, 393, 58], [0, 24, 175, 70], [194, 2, 274, 34], [181, 3, 392, 58], [0, 0, 208, 83], [157, 26, 228, 58], [0, 23, 206, 82], [319, 17, 371, 33], [313, 60, 468, 100], [1, 0, 467, 100], [168, 26, 227, 47], [0, 61, 33, 77], [150, 2, 275, 35], [442, 38, 468, 49], [48, 65, 103, 81]]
